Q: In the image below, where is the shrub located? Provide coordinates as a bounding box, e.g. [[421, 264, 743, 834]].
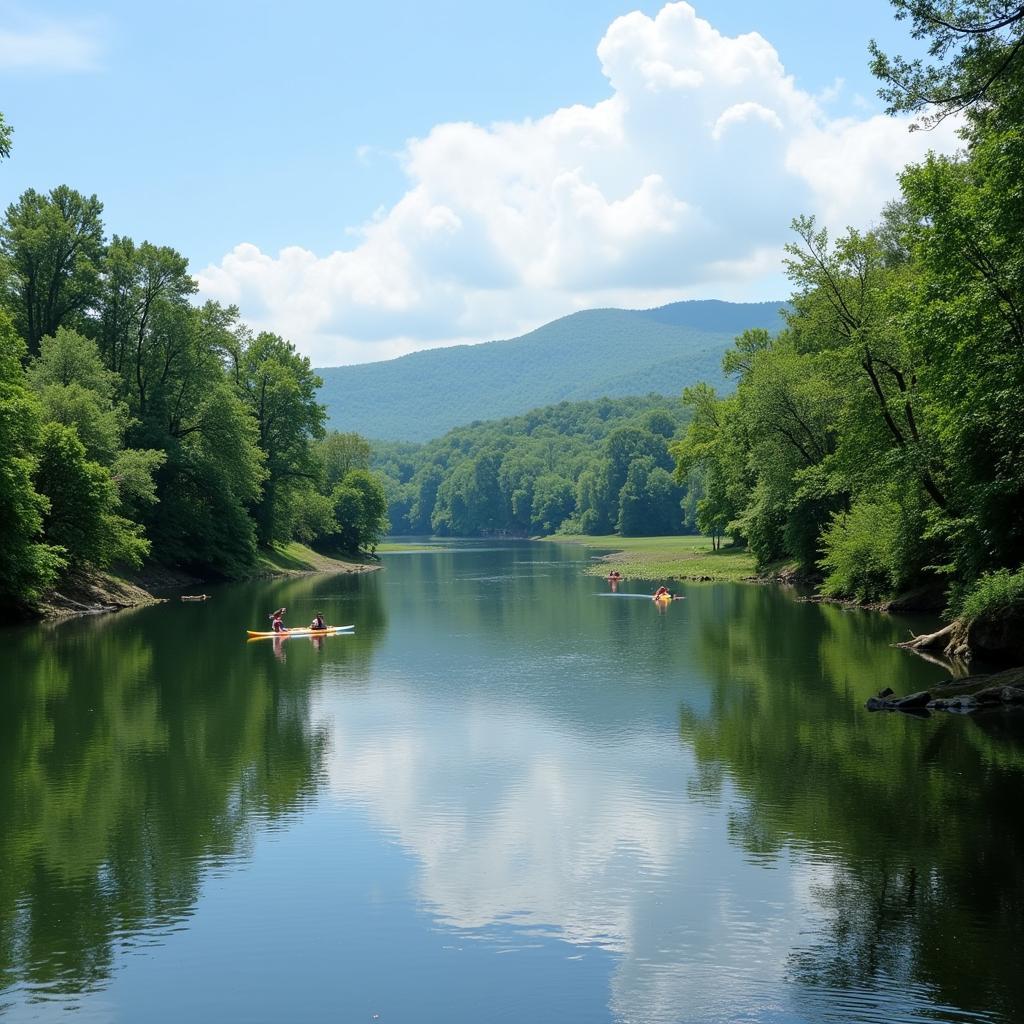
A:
[[819, 497, 902, 602], [958, 568, 1024, 623]]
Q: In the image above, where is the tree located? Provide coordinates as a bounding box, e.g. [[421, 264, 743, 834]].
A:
[[895, 116, 1024, 586], [0, 314, 63, 604], [95, 237, 197, 411], [605, 425, 672, 496], [97, 296, 268, 574], [288, 485, 338, 545], [617, 458, 684, 536], [148, 381, 265, 575], [784, 216, 949, 515], [531, 473, 574, 534], [0, 187, 105, 355], [0, 112, 12, 161], [369, 395, 687, 538], [325, 469, 389, 553], [432, 450, 505, 535], [235, 331, 325, 544], [29, 327, 130, 463], [671, 385, 750, 551], [870, 1, 1024, 129], [29, 327, 166, 522], [34, 422, 149, 570], [406, 462, 444, 533], [318, 431, 372, 489]]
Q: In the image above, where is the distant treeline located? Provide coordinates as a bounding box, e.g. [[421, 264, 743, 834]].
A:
[[0, 174, 388, 611], [373, 395, 695, 538], [673, 2, 1024, 615]]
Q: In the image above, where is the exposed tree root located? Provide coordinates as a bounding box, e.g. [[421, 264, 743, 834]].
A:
[[896, 621, 956, 651]]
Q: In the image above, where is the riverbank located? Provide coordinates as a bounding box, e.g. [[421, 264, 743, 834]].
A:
[[867, 665, 1024, 715], [545, 534, 769, 583], [549, 534, 1024, 678], [254, 542, 379, 578], [545, 534, 948, 606], [35, 570, 165, 621], [30, 543, 379, 622]]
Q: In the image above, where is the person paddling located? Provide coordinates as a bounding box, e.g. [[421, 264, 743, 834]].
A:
[[653, 586, 671, 601], [270, 607, 288, 633]]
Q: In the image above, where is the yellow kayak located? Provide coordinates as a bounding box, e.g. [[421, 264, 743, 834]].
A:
[[246, 625, 354, 639]]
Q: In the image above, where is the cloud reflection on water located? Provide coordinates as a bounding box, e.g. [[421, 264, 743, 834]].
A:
[[314, 678, 835, 1023]]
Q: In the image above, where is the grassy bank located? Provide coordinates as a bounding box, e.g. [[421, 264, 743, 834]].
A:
[[545, 534, 761, 583], [256, 542, 379, 576], [19, 542, 377, 623]]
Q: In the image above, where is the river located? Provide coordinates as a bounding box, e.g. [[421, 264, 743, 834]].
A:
[[2, 540, 1023, 1023]]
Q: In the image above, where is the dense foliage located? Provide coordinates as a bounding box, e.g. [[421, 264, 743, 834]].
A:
[[373, 396, 692, 538], [673, 5, 1024, 611], [318, 301, 784, 442], [0, 169, 388, 610]]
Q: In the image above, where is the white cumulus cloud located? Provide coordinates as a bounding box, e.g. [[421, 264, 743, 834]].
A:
[[197, 2, 961, 366]]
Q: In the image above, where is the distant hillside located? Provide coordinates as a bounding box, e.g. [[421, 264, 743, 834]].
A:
[[317, 299, 785, 441], [372, 395, 692, 537]]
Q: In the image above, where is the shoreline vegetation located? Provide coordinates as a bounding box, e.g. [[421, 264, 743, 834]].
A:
[[31, 543, 379, 621], [551, 531, 1024, 711], [0, 170, 391, 622], [655, 12, 1024, 673]]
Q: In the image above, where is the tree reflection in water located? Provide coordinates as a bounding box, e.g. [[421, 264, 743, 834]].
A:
[[0, 571, 385, 1000], [680, 585, 1024, 1022]]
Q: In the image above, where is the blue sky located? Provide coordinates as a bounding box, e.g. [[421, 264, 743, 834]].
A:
[[1, 2, 956, 365]]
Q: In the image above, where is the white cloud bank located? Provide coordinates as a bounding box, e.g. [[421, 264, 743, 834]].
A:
[[197, 2, 960, 366]]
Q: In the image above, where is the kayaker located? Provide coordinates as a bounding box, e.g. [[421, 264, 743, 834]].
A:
[[653, 586, 671, 601], [310, 612, 326, 630], [270, 607, 287, 633]]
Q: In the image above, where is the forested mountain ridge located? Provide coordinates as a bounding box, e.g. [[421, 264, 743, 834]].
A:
[[318, 300, 785, 442]]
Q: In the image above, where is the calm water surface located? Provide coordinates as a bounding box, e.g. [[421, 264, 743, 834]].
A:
[[2, 541, 1023, 1023]]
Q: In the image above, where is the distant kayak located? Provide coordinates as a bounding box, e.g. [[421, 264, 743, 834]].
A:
[[246, 625, 355, 639]]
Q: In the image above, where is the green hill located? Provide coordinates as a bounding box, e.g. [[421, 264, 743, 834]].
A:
[[317, 299, 785, 441], [372, 395, 692, 537]]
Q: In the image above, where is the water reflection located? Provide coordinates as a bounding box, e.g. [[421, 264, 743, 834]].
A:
[[0, 571, 385, 1004], [681, 585, 1024, 1022], [2, 544, 1023, 1024], [313, 552, 1024, 1023]]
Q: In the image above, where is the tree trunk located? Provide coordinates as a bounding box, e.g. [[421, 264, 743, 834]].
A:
[[896, 621, 955, 651]]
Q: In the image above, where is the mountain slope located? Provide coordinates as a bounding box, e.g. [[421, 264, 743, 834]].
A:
[[317, 299, 785, 441]]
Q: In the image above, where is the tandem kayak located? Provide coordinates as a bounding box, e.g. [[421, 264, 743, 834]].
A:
[[246, 625, 355, 639]]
